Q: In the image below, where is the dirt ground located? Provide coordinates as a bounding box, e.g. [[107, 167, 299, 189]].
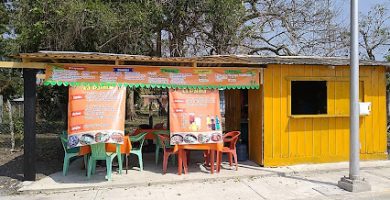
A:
[[0, 115, 167, 195], [0, 135, 159, 196], [0, 136, 163, 195], [0, 134, 63, 195]]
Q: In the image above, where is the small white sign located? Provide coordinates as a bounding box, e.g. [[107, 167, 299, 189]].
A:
[[359, 102, 371, 115]]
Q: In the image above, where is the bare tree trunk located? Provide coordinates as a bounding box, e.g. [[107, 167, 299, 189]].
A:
[[6, 100, 15, 152], [156, 29, 162, 57], [148, 101, 153, 128], [127, 89, 136, 121], [156, 98, 165, 116], [0, 95, 3, 123]]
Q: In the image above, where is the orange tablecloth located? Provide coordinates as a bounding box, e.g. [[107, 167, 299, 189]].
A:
[[131, 128, 167, 140], [79, 135, 132, 156], [174, 143, 223, 175], [173, 143, 223, 152]]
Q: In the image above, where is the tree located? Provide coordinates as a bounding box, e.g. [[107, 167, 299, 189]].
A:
[[6, 0, 164, 122], [241, 0, 345, 56], [156, 0, 249, 57], [36, 85, 68, 127], [126, 89, 141, 121], [160, 0, 205, 57], [359, 4, 390, 61], [0, 1, 10, 56], [1, 2, 22, 151], [195, 0, 247, 55], [98, 1, 163, 55], [6, 0, 252, 120], [0, 68, 23, 151], [0, 1, 7, 123]]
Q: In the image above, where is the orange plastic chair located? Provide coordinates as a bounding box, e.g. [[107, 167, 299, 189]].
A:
[[157, 134, 178, 174], [217, 131, 241, 171]]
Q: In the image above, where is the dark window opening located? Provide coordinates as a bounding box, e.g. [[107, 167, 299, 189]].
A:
[[291, 81, 327, 115]]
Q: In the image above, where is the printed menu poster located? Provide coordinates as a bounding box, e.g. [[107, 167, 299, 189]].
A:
[[67, 86, 126, 148], [169, 89, 223, 145], [44, 65, 260, 89]]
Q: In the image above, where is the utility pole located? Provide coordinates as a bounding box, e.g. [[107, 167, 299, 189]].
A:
[[337, 0, 371, 192]]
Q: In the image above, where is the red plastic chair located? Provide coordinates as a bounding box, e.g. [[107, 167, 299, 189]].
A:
[[153, 123, 164, 129], [158, 134, 178, 174], [217, 131, 241, 171]]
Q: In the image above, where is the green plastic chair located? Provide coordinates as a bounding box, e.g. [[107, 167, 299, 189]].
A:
[[87, 143, 122, 181], [129, 132, 148, 171], [60, 135, 88, 176], [153, 130, 172, 164], [61, 131, 67, 136]]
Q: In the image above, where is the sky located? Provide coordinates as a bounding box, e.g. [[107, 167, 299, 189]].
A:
[[337, 0, 390, 25], [360, 0, 390, 61], [337, 0, 390, 60], [356, 0, 388, 12], [338, 0, 389, 13]]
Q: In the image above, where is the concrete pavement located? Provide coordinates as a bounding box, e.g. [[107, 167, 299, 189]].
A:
[[3, 152, 390, 200], [3, 166, 390, 200]]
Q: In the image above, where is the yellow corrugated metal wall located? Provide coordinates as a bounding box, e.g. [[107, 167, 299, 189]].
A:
[[263, 64, 387, 166]]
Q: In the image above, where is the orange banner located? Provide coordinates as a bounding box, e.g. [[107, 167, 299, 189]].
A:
[[67, 86, 126, 148], [44, 64, 259, 89], [169, 89, 223, 145]]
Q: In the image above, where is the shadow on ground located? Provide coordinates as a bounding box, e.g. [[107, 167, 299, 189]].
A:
[[0, 134, 63, 195]]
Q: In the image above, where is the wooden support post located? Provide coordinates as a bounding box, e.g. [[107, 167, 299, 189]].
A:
[[115, 60, 124, 66], [23, 69, 37, 181]]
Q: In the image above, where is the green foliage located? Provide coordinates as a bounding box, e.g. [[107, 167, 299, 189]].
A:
[[0, 69, 23, 101], [0, 2, 8, 37], [0, 2, 10, 57], [14, 120, 24, 135], [160, 0, 205, 56], [0, 0, 249, 122], [37, 85, 67, 120], [203, 0, 246, 54], [108, 1, 162, 54], [2, 0, 390, 58], [6, 0, 162, 55], [4, 0, 169, 122], [2, 0, 248, 57]]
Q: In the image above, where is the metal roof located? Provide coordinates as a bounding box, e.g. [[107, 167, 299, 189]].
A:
[[232, 55, 390, 67], [13, 51, 390, 67]]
